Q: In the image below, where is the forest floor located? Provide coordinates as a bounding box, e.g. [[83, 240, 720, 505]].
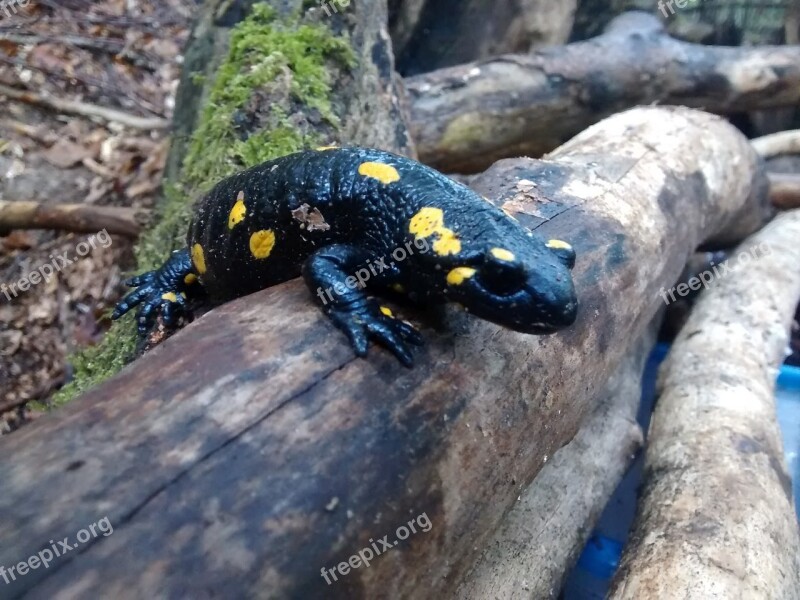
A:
[[0, 0, 194, 433]]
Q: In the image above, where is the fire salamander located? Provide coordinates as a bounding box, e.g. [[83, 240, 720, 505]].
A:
[[113, 147, 578, 366]]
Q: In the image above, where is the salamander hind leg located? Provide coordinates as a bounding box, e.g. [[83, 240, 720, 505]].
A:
[[303, 244, 423, 367], [112, 248, 198, 335]]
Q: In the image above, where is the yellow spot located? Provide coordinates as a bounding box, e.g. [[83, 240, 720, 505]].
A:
[[380, 306, 393, 317], [391, 283, 405, 293], [546, 239, 573, 251], [490, 248, 516, 262], [447, 267, 476, 286], [409, 207, 444, 238], [433, 230, 462, 256], [409, 207, 461, 256], [249, 229, 276, 259], [184, 273, 198, 285], [161, 292, 178, 303], [191, 243, 207, 275], [228, 191, 247, 229], [358, 161, 400, 185], [316, 145, 338, 151]]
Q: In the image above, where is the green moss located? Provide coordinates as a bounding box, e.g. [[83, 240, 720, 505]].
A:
[[183, 3, 355, 188], [52, 2, 355, 405]]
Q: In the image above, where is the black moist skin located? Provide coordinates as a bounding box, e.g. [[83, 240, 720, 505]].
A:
[[113, 147, 578, 366]]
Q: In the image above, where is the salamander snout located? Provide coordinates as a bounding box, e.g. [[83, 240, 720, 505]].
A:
[[443, 240, 578, 335]]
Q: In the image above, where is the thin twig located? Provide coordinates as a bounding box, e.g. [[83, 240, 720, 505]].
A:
[[0, 32, 161, 70], [0, 32, 124, 53], [0, 200, 149, 237], [0, 118, 57, 145], [0, 83, 170, 130], [0, 55, 163, 113]]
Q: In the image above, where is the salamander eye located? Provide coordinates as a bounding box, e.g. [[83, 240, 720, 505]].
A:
[[480, 248, 526, 295]]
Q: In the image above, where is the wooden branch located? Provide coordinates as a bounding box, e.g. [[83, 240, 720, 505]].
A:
[[455, 325, 657, 599], [406, 12, 800, 172], [753, 129, 800, 158], [0, 107, 772, 597], [610, 210, 800, 599], [0, 201, 148, 237], [769, 173, 800, 210], [0, 118, 58, 145], [0, 83, 170, 131], [0, 32, 125, 54]]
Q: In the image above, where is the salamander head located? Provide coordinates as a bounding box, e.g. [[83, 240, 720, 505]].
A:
[[441, 236, 578, 334]]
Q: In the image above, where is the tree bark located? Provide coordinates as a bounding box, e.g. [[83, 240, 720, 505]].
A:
[[407, 12, 800, 173], [0, 107, 772, 598], [610, 210, 800, 599], [454, 325, 657, 600]]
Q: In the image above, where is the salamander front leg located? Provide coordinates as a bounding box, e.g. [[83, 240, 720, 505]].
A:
[[302, 244, 423, 367], [112, 248, 198, 335]]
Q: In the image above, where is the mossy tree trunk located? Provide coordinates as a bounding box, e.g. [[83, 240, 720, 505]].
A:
[[55, 0, 413, 403]]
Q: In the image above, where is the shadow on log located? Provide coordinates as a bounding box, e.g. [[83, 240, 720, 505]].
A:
[[0, 107, 773, 598], [407, 12, 800, 173], [391, 0, 576, 76]]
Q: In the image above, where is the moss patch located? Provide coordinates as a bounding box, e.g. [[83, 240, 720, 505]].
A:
[[52, 3, 355, 405]]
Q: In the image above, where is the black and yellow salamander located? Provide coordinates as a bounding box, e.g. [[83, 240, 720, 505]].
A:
[[113, 147, 578, 366]]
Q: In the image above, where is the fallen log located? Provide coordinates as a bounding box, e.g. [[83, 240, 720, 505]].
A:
[[0, 200, 147, 237], [455, 325, 657, 599], [0, 107, 772, 598], [406, 12, 800, 172], [610, 210, 800, 599]]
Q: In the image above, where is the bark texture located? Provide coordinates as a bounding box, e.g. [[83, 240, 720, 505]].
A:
[[0, 107, 772, 598], [407, 12, 800, 172], [454, 326, 657, 599], [610, 210, 800, 599]]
